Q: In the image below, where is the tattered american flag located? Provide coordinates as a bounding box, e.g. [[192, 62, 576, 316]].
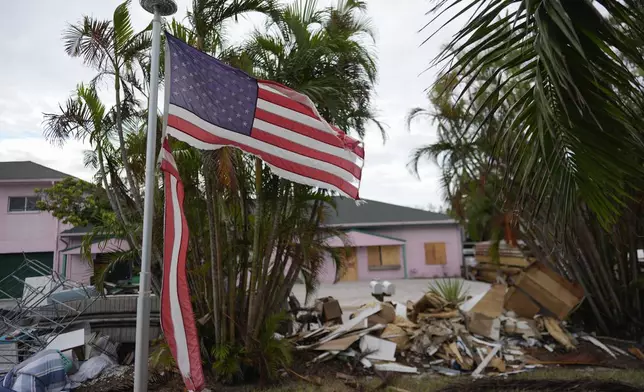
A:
[[163, 32, 364, 199], [159, 140, 205, 392]]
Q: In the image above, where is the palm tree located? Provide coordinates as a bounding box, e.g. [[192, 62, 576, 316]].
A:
[[243, 0, 384, 138], [42, 84, 164, 293], [63, 0, 151, 212], [420, 1, 644, 334]]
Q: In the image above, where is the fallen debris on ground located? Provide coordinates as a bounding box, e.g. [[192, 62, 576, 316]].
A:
[[290, 289, 644, 379]]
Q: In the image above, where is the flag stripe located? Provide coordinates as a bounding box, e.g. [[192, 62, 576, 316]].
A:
[[168, 175, 191, 377], [167, 115, 359, 198], [253, 118, 363, 165], [168, 128, 357, 198], [256, 99, 333, 136], [255, 108, 365, 158], [257, 87, 318, 119], [251, 128, 362, 179], [169, 106, 360, 184], [161, 142, 205, 392]]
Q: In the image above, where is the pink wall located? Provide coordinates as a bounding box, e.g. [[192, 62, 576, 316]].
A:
[[61, 238, 131, 284], [0, 182, 60, 254], [66, 254, 93, 284], [319, 224, 463, 283]]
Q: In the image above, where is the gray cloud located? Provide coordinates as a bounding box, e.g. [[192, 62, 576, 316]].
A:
[[0, 0, 459, 209]]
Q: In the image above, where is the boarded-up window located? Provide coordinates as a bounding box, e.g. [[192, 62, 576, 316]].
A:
[[424, 242, 447, 265], [367, 246, 401, 267]]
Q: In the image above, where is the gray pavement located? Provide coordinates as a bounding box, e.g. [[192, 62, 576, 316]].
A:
[[292, 278, 491, 310]]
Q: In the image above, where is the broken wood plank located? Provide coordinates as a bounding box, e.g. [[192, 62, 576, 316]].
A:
[[472, 345, 501, 377], [542, 317, 575, 350], [629, 347, 644, 362], [315, 334, 361, 351], [372, 363, 418, 373], [581, 335, 616, 359]]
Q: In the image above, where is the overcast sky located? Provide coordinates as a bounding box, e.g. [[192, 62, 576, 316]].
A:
[[0, 0, 463, 210]]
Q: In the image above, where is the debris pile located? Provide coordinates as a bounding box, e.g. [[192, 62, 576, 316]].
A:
[[290, 278, 644, 377]]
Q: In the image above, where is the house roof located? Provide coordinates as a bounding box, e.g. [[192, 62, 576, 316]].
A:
[[0, 161, 71, 181], [323, 197, 455, 227], [61, 224, 95, 236]]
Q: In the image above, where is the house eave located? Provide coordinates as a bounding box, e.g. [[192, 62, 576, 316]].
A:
[[0, 178, 66, 184], [324, 219, 458, 228]]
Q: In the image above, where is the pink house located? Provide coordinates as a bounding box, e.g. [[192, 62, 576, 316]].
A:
[[319, 197, 463, 283], [0, 161, 129, 297]]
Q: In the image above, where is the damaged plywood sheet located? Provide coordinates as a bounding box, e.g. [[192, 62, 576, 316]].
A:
[[504, 287, 541, 319], [467, 313, 501, 341], [470, 284, 506, 318], [315, 334, 361, 351], [306, 304, 381, 348], [514, 263, 584, 319]]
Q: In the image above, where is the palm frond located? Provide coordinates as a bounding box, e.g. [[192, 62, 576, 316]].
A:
[[63, 17, 113, 70], [113, 0, 135, 55], [429, 0, 644, 226]]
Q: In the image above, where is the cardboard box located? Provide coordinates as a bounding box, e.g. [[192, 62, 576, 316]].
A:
[[367, 303, 396, 327], [315, 297, 343, 322]]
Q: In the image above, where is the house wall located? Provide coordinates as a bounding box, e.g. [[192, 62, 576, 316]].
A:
[[0, 182, 60, 254], [60, 237, 93, 284], [61, 237, 131, 285], [319, 224, 462, 283]]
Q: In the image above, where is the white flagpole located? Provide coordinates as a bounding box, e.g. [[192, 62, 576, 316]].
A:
[[135, 1, 177, 391]]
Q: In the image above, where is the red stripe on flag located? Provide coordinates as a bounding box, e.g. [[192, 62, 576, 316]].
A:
[[174, 175, 201, 390], [168, 115, 359, 198], [255, 108, 365, 159], [161, 143, 206, 392], [257, 88, 318, 119], [161, 170, 177, 367], [251, 128, 362, 179]]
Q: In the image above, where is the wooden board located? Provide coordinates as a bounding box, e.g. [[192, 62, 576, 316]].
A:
[[380, 246, 401, 266], [315, 334, 361, 351], [424, 242, 447, 265], [470, 284, 506, 318], [474, 255, 531, 267], [340, 248, 358, 281], [504, 287, 540, 318], [514, 263, 584, 319]]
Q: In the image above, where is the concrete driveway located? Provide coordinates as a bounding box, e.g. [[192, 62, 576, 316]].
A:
[[291, 278, 491, 311]]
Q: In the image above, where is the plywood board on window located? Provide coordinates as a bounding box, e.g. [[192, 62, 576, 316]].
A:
[[380, 246, 401, 266], [424, 242, 447, 265], [340, 248, 358, 281], [367, 246, 381, 267]]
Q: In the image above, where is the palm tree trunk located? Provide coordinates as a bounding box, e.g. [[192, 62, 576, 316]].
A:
[[114, 70, 143, 213], [247, 158, 263, 336], [204, 173, 221, 343]]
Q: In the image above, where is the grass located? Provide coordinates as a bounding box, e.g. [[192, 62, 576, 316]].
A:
[[253, 368, 644, 391]]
